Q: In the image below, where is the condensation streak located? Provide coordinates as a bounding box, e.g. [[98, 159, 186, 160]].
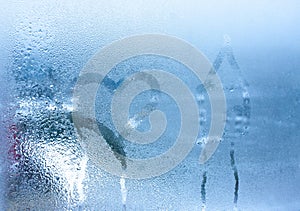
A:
[[199, 35, 250, 209]]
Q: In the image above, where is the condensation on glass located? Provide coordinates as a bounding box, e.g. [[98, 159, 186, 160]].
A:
[[0, 1, 299, 210]]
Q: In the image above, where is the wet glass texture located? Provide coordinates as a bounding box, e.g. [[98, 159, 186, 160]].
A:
[[0, 1, 299, 210]]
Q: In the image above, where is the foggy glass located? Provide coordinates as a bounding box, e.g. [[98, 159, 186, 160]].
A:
[[0, 1, 299, 210]]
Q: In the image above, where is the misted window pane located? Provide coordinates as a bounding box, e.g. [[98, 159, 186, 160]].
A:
[[0, 1, 299, 210]]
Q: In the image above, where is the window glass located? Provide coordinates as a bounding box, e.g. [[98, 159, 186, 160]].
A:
[[1, 1, 299, 210]]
